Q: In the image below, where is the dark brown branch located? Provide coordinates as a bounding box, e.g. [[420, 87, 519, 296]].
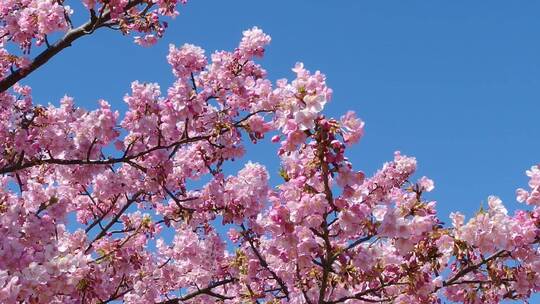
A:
[[162, 185, 196, 212], [156, 278, 237, 304], [84, 193, 119, 233], [326, 282, 396, 304], [315, 126, 335, 304], [1, 109, 271, 175], [99, 275, 131, 304], [0, 134, 209, 175], [85, 191, 142, 253], [0, 0, 145, 93], [444, 278, 514, 287], [339, 235, 372, 257], [241, 224, 290, 301], [442, 249, 508, 287]]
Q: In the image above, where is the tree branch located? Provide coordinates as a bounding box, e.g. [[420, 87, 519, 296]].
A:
[[0, 0, 145, 93], [157, 278, 237, 304], [241, 224, 290, 301]]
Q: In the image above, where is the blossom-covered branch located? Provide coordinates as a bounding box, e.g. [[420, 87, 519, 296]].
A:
[[0, 0, 188, 92]]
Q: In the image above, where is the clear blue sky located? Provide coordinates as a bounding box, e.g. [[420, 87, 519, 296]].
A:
[[25, 0, 539, 246]]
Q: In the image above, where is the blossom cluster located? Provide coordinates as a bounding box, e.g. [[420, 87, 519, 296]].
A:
[[0, 0, 189, 87], [0, 0, 72, 51], [517, 165, 540, 206]]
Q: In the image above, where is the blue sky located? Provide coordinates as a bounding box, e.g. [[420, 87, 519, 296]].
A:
[[20, 2, 540, 300]]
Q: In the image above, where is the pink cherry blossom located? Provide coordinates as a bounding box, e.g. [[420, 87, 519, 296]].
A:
[[516, 164, 540, 206], [238, 26, 271, 58], [167, 43, 207, 78], [340, 111, 365, 145], [0, 5, 539, 301]]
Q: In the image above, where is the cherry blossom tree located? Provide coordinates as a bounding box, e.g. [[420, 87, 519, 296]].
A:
[[1, 1, 540, 303]]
